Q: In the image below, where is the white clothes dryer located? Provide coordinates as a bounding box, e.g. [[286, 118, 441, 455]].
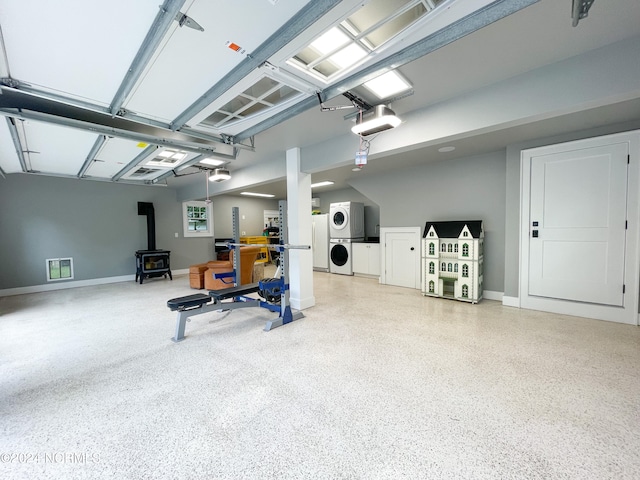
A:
[[329, 202, 365, 239], [329, 238, 355, 275]]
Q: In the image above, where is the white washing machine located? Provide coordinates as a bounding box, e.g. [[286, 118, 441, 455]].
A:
[[330, 238, 355, 275], [329, 202, 365, 239]]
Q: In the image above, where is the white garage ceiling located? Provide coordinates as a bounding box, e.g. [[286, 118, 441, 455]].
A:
[[1, 0, 639, 196]]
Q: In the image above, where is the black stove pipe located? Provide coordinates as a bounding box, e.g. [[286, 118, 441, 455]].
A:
[[137, 202, 156, 251]]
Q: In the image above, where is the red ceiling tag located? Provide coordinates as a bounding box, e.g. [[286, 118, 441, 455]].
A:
[[225, 41, 245, 55]]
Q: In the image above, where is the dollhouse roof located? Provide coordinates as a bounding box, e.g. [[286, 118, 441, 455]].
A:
[[422, 221, 483, 239]]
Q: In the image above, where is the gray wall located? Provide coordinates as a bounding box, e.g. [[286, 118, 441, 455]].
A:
[[0, 174, 278, 289], [210, 195, 281, 238], [349, 151, 507, 293], [312, 188, 380, 240]]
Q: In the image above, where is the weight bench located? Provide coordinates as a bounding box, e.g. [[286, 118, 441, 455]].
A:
[[167, 284, 263, 342]]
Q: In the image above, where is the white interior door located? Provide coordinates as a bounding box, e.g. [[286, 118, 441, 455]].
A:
[[528, 143, 628, 306], [381, 227, 421, 289], [519, 130, 640, 326]]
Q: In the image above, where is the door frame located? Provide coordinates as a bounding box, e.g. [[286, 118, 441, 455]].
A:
[[380, 226, 421, 289], [519, 130, 640, 325]]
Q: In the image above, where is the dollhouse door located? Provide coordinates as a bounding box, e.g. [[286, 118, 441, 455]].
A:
[[527, 141, 629, 306]]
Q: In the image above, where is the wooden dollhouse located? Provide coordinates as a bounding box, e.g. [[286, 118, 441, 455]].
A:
[[421, 220, 484, 303]]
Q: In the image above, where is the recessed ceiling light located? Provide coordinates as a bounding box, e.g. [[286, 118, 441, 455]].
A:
[[241, 192, 275, 198], [311, 181, 334, 188], [200, 158, 225, 166], [438, 146, 456, 153], [363, 71, 411, 99]]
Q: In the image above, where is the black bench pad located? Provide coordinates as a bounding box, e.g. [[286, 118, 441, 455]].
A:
[[167, 293, 211, 311], [209, 283, 260, 301]]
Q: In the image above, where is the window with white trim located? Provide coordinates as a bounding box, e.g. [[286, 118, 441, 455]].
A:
[[183, 201, 214, 237]]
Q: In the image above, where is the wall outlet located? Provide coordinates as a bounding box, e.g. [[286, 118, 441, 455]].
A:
[[242, 231, 246, 236], [174, 232, 179, 238]]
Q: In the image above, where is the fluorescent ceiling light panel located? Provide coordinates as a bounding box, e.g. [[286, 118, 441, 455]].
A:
[[200, 158, 225, 166], [241, 192, 275, 198], [364, 71, 411, 99], [311, 181, 334, 188]]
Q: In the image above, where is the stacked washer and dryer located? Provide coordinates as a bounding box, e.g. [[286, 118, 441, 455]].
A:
[[329, 202, 365, 275]]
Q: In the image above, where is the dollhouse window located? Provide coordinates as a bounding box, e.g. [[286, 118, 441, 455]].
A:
[[441, 262, 446, 271], [462, 244, 469, 257], [454, 244, 458, 253], [463, 231, 468, 237], [429, 262, 435, 274], [447, 244, 453, 252], [447, 263, 452, 272], [429, 243, 435, 255], [441, 243, 446, 252], [429, 231, 434, 237], [429, 281, 434, 293], [462, 264, 469, 277], [454, 264, 458, 273], [462, 285, 469, 297]]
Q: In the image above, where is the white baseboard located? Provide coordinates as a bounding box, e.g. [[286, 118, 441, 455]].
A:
[[0, 269, 189, 297], [290, 295, 316, 310], [483, 290, 503, 301], [502, 296, 520, 308]]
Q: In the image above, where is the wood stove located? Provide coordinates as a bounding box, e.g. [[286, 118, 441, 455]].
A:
[[136, 202, 172, 284], [135, 249, 172, 284]]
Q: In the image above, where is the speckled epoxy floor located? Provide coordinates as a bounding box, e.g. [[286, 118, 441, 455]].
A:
[[1, 271, 639, 479]]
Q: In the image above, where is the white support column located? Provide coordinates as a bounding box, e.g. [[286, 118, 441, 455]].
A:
[[286, 147, 315, 310]]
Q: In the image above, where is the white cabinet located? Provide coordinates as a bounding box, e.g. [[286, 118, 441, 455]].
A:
[[353, 243, 380, 276]]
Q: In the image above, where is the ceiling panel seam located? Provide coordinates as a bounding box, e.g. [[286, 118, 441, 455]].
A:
[[78, 135, 107, 178], [110, 0, 186, 116], [4, 117, 28, 172]]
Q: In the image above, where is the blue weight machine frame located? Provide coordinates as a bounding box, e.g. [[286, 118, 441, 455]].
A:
[[167, 201, 305, 342]]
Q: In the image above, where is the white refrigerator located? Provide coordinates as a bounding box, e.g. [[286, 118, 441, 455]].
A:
[[312, 214, 329, 271]]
